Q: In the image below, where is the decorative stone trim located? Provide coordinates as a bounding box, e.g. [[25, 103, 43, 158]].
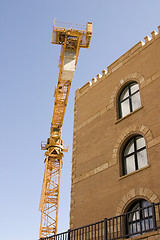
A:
[[74, 106, 107, 133], [70, 96, 78, 229], [115, 106, 143, 124], [110, 72, 144, 108], [73, 71, 160, 133], [75, 69, 107, 100], [148, 136, 160, 148], [140, 72, 160, 88], [73, 162, 109, 184], [70, 127, 156, 186], [144, 35, 151, 44], [75, 26, 160, 98], [111, 125, 153, 166], [116, 187, 159, 216], [118, 165, 150, 180]]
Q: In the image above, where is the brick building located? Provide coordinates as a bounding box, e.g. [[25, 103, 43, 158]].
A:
[[70, 26, 160, 240]]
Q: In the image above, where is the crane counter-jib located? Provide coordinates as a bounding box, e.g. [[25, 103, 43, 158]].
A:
[[39, 21, 92, 239]]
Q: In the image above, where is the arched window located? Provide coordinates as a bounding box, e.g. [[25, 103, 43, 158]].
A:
[[122, 135, 147, 175], [126, 199, 153, 237], [118, 82, 141, 119]]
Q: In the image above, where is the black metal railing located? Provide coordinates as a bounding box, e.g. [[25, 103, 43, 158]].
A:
[[40, 202, 160, 240]]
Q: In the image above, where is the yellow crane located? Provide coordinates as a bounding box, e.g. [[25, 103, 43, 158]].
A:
[[39, 20, 92, 239]]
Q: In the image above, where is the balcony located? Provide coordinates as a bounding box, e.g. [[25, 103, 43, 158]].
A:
[[40, 202, 160, 240]]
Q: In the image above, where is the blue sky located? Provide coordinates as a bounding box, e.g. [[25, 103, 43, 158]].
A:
[[0, 0, 160, 239]]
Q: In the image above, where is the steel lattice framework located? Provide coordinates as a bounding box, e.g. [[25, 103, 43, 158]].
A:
[[39, 20, 92, 239]]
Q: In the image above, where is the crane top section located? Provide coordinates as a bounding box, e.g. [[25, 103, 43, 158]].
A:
[[41, 21, 92, 153], [49, 21, 92, 133], [51, 20, 92, 48]]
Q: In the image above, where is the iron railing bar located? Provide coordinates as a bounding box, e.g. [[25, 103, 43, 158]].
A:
[[109, 219, 111, 240], [68, 229, 70, 240], [135, 208, 138, 233], [101, 221, 103, 240], [104, 218, 107, 240], [127, 213, 131, 238], [157, 204, 160, 229], [82, 227, 84, 240], [87, 226, 89, 240], [91, 224, 93, 240], [119, 215, 122, 238], [115, 217, 118, 238], [112, 218, 114, 239], [152, 203, 157, 231], [85, 226, 87, 240]]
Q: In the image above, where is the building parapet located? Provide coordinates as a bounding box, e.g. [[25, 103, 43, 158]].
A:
[[75, 25, 160, 99]]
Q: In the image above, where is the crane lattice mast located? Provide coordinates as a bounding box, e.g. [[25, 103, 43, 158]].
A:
[[39, 20, 92, 239]]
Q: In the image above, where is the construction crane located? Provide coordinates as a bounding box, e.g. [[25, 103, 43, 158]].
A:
[[39, 20, 92, 239]]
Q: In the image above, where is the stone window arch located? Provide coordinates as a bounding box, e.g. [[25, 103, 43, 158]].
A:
[[118, 81, 141, 119], [108, 72, 144, 120], [121, 135, 147, 176], [111, 125, 153, 170], [116, 188, 159, 217], [125, 199, 153, 237]]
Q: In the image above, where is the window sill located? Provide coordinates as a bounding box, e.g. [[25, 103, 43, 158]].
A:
[[128, 230, 158, 240], [118, 164, 150, 181], [115, 106, 143, 124]]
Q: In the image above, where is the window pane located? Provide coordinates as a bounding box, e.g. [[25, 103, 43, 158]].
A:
[[142, 202, 152, 217], [137, 149, 147, 169], [129, 222, 141, 235], [136, 137, 146, 150], [130, 211, 140, 221], [124, 140, 134, 156], [143, 207, 152, 218], [142, 219, 153, 231], [149, 218, 153, 229], [130, 83, 139, 94], [130, 203, 140, 221], [121, 99, 130, 117], [132, 92, 141, 111], [142, 200, 150, 208], [120, 87, 129, 101], [141, 220, 146, 231], [126, 155, 135, 174]]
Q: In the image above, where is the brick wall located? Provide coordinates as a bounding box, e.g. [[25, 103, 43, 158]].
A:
[[70, 26, 160, 240]]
